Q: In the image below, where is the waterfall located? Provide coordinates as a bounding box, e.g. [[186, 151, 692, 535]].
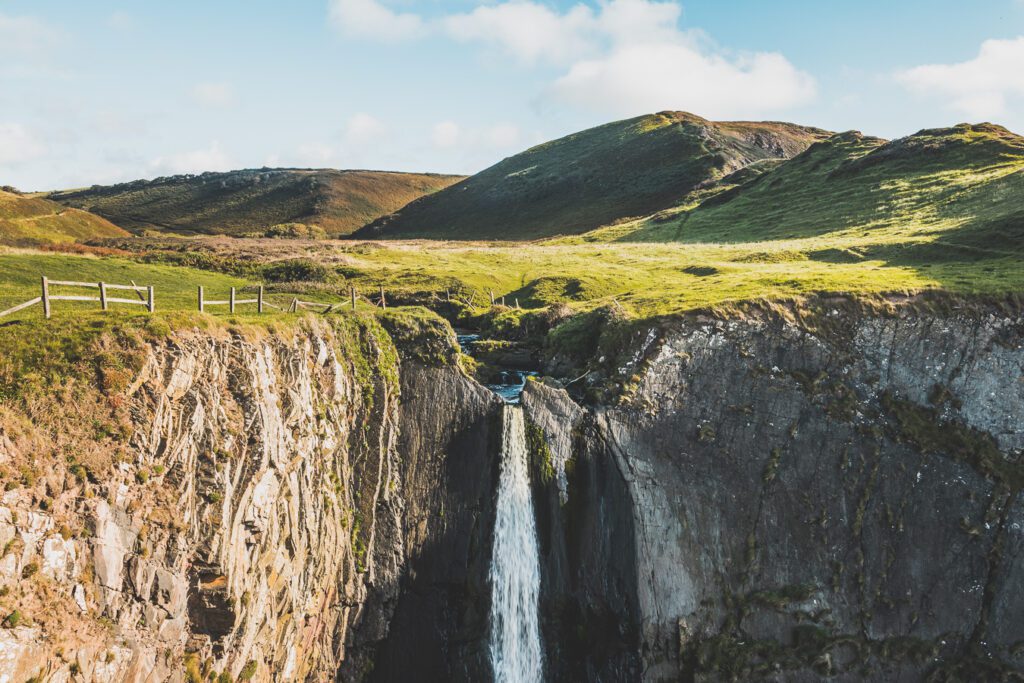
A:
[[489, 405, 544, 683]]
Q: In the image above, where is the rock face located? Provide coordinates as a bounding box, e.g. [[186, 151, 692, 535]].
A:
[[0, 317, 500, 682], [523, 307, 1024, 681], [3, 304, 1023, 682]]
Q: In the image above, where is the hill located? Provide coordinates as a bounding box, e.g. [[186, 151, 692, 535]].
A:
[[0, 188, 129, 246], [591, 123, 1024, 255], [355, 111, 831, 240], [46, 168, 464, 238]]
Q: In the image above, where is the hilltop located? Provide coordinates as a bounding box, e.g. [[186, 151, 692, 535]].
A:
[[0, 188, 129, 246], [355, 112, 830, 240], [590, 122, 1024, 254], [46, 168, 464, 238]]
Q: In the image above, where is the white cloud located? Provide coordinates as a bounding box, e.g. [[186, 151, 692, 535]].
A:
[[107, 11, 135, 31], [485, 123, 521, 148], [549, 42, 817, 119], [897, 36, 1024, 119], [326, 0, 815, 119], [0, 12, 59, 56], [0, 123, 47, 166], [343, 112, 387, 147], [430, 120, 521, 151], [443, 1, 597, 66], [432, 121, 460, 148], [191, 82, 236, 108], [328, 0, 424, 42], [295, 143, 338, 166], [150, 141, 233, 175]]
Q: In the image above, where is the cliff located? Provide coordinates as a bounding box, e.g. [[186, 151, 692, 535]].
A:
[[0, 313, 500, 682], [2, 299, 1023, 682], [523, 301, 1024, 681]]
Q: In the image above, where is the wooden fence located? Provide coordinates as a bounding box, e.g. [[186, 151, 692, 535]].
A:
[[1, 276, 517, 321], [0, 277, 154, 319], [199, 286, 266, 313]]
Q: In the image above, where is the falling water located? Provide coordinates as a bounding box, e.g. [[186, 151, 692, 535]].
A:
[[489, 405, 544, 683]]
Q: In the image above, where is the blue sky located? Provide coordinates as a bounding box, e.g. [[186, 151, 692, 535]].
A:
[[2, 0, 1023, 190]]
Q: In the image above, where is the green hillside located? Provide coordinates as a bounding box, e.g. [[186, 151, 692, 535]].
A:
[[589, 123, 1024, 257], [46, 168, 464, 238], [355, 111, 830, 240], [0, 189, 129, 246]]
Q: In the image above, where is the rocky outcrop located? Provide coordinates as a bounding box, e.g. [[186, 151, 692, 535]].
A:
[[0, 315, 500, 683], [524, 306, 1024, 681]]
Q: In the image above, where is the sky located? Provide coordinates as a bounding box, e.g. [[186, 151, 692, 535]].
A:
[[2, 0, 1024, 191]]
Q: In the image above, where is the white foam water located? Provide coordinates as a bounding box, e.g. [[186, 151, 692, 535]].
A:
[[489, 405, 544, 683]]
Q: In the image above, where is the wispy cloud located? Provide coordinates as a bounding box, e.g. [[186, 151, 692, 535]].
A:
[[326, 0, 816, 119], [0, 123, 47, 166], [191, 82, 236, 108], [0, 12, 60, 56], [328, 0, 424, 42], [107, 11, 136, 32], [897, 36, 1024, 120], [150, 141, 233, 175]]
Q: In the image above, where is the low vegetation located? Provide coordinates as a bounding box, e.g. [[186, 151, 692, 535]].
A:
[[45, 168, 463, 238], [0, 189, 128, 246], [358, 111, 829, 240]]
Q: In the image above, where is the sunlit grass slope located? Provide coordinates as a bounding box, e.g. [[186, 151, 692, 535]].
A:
[[0, 190, 129, 246], [582, 123, 1024, 254], [357, 111, 829, 240], [46, 169, 463, 238]]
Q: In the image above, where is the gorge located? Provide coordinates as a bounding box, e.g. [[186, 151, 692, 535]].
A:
[[1, 297, 1022, 682]]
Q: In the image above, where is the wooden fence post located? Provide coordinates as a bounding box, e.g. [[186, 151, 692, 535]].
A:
[[147, 286, 155, 313], [257, 286, 264, 314], [99, 282, 108, 311], [515, 298, 520, 310], [445, 288, 451, 303], [489, 290, 495, 305], [41, 276, 50, 319], [350, 286, 356, 310], [379, 285, 386, 310], [229, 287, 236, 313], [198, 286, 204, 312], [500, 296, 505, 306]]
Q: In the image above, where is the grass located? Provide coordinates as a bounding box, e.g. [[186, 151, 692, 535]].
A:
[[57, 230, 1021, 327], [359, 111, 829, 240], [0, 253, 259, 319], [2, 123, 1022, 342], [0, 190, 128, 246], [579, 124, 1024, 250], [45, 169, 463, 238]]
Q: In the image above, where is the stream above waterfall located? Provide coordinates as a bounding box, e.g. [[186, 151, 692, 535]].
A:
[[457, 333, 538, 404]]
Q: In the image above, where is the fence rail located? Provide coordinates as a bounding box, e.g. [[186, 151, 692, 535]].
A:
[[198, 286, 264, 314], [0, 277, 155, 320], [1, 275, 518, 322]]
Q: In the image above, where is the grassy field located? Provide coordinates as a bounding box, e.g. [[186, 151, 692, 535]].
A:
[[68, 233, 1023, 321], [45, 169, 463, 238]]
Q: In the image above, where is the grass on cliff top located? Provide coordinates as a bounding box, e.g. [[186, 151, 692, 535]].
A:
[[0, 252, 262, 320], [207, 237, 1021, 317]]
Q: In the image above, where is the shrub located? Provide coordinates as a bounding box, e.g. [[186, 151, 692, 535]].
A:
[[2, 610, 21, 628], [21, 562, 39, 579], [261, 258, 332, 283]]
